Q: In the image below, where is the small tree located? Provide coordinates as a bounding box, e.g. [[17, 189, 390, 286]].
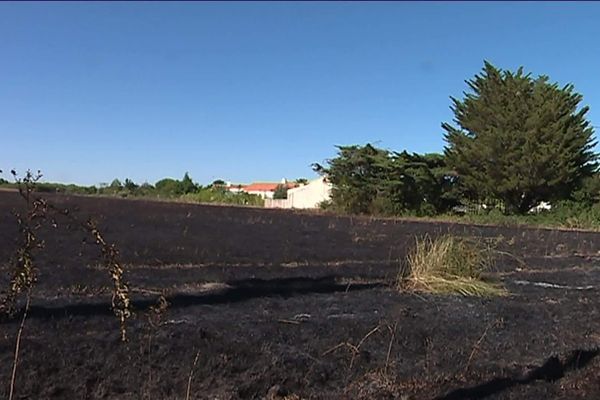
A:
[[273, 184, 288, 199], [155, 178, 181, 196], [108, 179, 124, 194], [180, 172, 197, 194], [443, 61, 597, 214], [124, 178, 138, 192], [109, 179, 123, 189]]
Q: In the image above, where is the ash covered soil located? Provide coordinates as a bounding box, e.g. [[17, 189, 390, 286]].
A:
[[1, 192, 600, 399]]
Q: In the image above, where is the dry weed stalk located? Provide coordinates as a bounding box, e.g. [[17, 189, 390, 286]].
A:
[[2, 169, 170, 399], [8, 293, 31, 400], [464, 318, 502, 374], [1, 169, 133, 341], [384, 322, 397, 375], [322, 325, 381, 369], [1, 170, 46, 315], [1, 170, 45, 400], [86, 218, 131, 341], [147, 294, 169, 328], [140, 294, 171, 398], [185, 350, 201, 400]]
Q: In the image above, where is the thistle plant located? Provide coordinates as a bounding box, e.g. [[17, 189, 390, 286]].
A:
[[1, 170, 46, 315], [1, 169, 133, 341], [86, 218, 132, 341]]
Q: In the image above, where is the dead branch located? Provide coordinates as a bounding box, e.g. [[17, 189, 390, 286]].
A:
[[464, 319, 500, 373], [185, 350, 201, 400], [9, 290, 31, 400]]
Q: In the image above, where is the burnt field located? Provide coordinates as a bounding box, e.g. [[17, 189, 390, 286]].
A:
[[1, 192, 600, 399]]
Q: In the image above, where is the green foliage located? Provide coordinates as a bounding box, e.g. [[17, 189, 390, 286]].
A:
[[443, 61, 597, 214], [155, 178, 182, 196], [295, 178, 308, 185], [572, 173, 600, 206], [273, 184, 288, 199], [377, 151, 464, 216], [110, 179, 123, 190], [314, 144, 464, 216], [430, 199, 600, 231], [27, 182, 97, 195], [154, 173, 198, 196], [0, 170, 264, 208], [136, 182, 156, 197], [124, 178, 138, 192], [180, 187, 264, 207], [180, 172, 198, 194], [314, 144, 389, 214]]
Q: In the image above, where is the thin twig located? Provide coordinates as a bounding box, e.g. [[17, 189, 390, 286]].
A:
[[278, 319, 301, 325], [493, 250, 527, 268], [464, 319, 498, 373], [322, 324, 382, 367], [407, 290, 430, 303], [384, 322, 397, 374], [185, 350, 201, 400], [322, 342, 347, 356], [130, 287, 165, 296], [9, 290, 31, 400], [356, 325, 381, 349], [350, 325, 381, 368]]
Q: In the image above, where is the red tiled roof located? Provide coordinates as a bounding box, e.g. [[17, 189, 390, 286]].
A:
[[242, 182, 297, 192]]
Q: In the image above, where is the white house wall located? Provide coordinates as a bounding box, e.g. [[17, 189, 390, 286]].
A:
[[264, 178, 331, 209], [246, 190, 275, 199]]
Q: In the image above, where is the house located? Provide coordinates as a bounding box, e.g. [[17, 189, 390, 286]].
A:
[[264, 177, 332, 209], [529, 201, 552, 213], [227, 179, 297, 199], [223, 182, 245, 194]]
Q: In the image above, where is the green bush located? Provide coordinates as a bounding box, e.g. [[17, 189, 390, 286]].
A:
[[454, 201, 600, 230], [180, 188, 264, 207], [273, 184, 288, 200]]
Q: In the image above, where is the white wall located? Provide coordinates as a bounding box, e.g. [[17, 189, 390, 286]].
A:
[[264, 198, 292, 208], [264, 178, 331, 209], [246, 190, 274, 199]]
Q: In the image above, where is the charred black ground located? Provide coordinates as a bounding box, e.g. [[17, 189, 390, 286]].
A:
[[1, 192, 599, 399]]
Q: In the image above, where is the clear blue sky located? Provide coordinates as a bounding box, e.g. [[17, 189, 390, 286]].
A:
[[2, 2, 599, 186]]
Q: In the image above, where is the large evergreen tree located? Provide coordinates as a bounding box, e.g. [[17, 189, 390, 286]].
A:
[[443, 61, 597, 214]]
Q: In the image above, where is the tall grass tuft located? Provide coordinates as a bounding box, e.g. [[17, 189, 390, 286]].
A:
[[397, 235, 506, 297]]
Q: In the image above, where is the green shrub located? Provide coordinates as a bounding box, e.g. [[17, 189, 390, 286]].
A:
[[273, 184, 288, 200], [180, 188, 264, 207]]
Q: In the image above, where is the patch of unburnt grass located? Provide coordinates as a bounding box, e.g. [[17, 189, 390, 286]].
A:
[[397, 235, 506, 297]]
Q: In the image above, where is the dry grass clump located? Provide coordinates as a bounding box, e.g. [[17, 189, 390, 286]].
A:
[[397, 235, 506, 297]]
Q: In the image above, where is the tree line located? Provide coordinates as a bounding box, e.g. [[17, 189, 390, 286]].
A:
[[0, 172, 266, 207], [315, 61, 599, 217]]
